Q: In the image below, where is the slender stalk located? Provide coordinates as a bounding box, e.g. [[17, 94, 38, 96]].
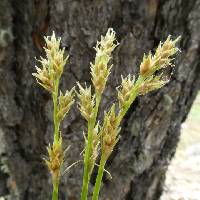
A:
[[53, 79, 60, 143], [52, 180, 59, 200], [92, 157, 106, 200], [52, 79, 60, 200], [81, 121, 93, 200], [81, 95, 101, 200]]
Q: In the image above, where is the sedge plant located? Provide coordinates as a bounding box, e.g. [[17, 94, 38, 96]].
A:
[[32, 33, 75, 200], [33, 28, 180, 200]]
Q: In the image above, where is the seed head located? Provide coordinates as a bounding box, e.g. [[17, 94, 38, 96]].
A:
[[138, 75, 168, 95], [77, 83, 95, 121], [101, 104, 119, 160], [154, 35, 180, 70], [44, 32, 69, 79], [32, 32, 69, 92], [32, 63, 54, 92], [140, 52, 154, 76], [45, 135, 64, 184], [117, 74, 135, 110], [57, 88, 75, 122], [91, 28, 118, 95], [96, 28, 118, 56], [139, 36, 180, 77]]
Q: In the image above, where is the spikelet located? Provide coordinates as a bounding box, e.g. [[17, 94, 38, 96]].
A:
[[44, 134, 64, 185], [117, 74, 135, 110], [96, 28, 118, 56], [57, 88, 75, 122], [101, 104, 120, 160], [32, 32, 69, 92], [32, 63, 53, 92], [91, 28, 118, 95], [138, 75, 168, 95], [77, 83, 95, 121], [139, 36, 180, 77], [44, 32, 69, 79], [140, 52, 154, 76], [154, 35, 180, 69]]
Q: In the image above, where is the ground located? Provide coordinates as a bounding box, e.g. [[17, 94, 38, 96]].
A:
[[161, 93, 200, 200]]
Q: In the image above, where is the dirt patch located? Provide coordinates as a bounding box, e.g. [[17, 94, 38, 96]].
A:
[[161, 94, 200, 200]]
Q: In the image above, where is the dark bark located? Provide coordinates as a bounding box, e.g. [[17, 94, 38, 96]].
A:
[[0, 0, 200, 200]]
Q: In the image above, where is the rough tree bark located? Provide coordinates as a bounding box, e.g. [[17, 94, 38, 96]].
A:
[[0, 0, 200, 200]]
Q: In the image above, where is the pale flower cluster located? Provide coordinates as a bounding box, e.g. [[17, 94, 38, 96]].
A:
[[32, 29, 180, 200]]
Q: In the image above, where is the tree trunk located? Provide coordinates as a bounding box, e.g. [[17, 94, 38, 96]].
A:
[[0, 0, 200, 200]]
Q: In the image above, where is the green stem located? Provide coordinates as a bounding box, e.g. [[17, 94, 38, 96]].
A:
[[92, 157, 106, 200], [53, 79, 60, 143], [52, 79, 60, 200], [91, 76, 148, 200], [81, 121, 93, 200], [52, 180, 59, 200], [81, 95, 101, 200]]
